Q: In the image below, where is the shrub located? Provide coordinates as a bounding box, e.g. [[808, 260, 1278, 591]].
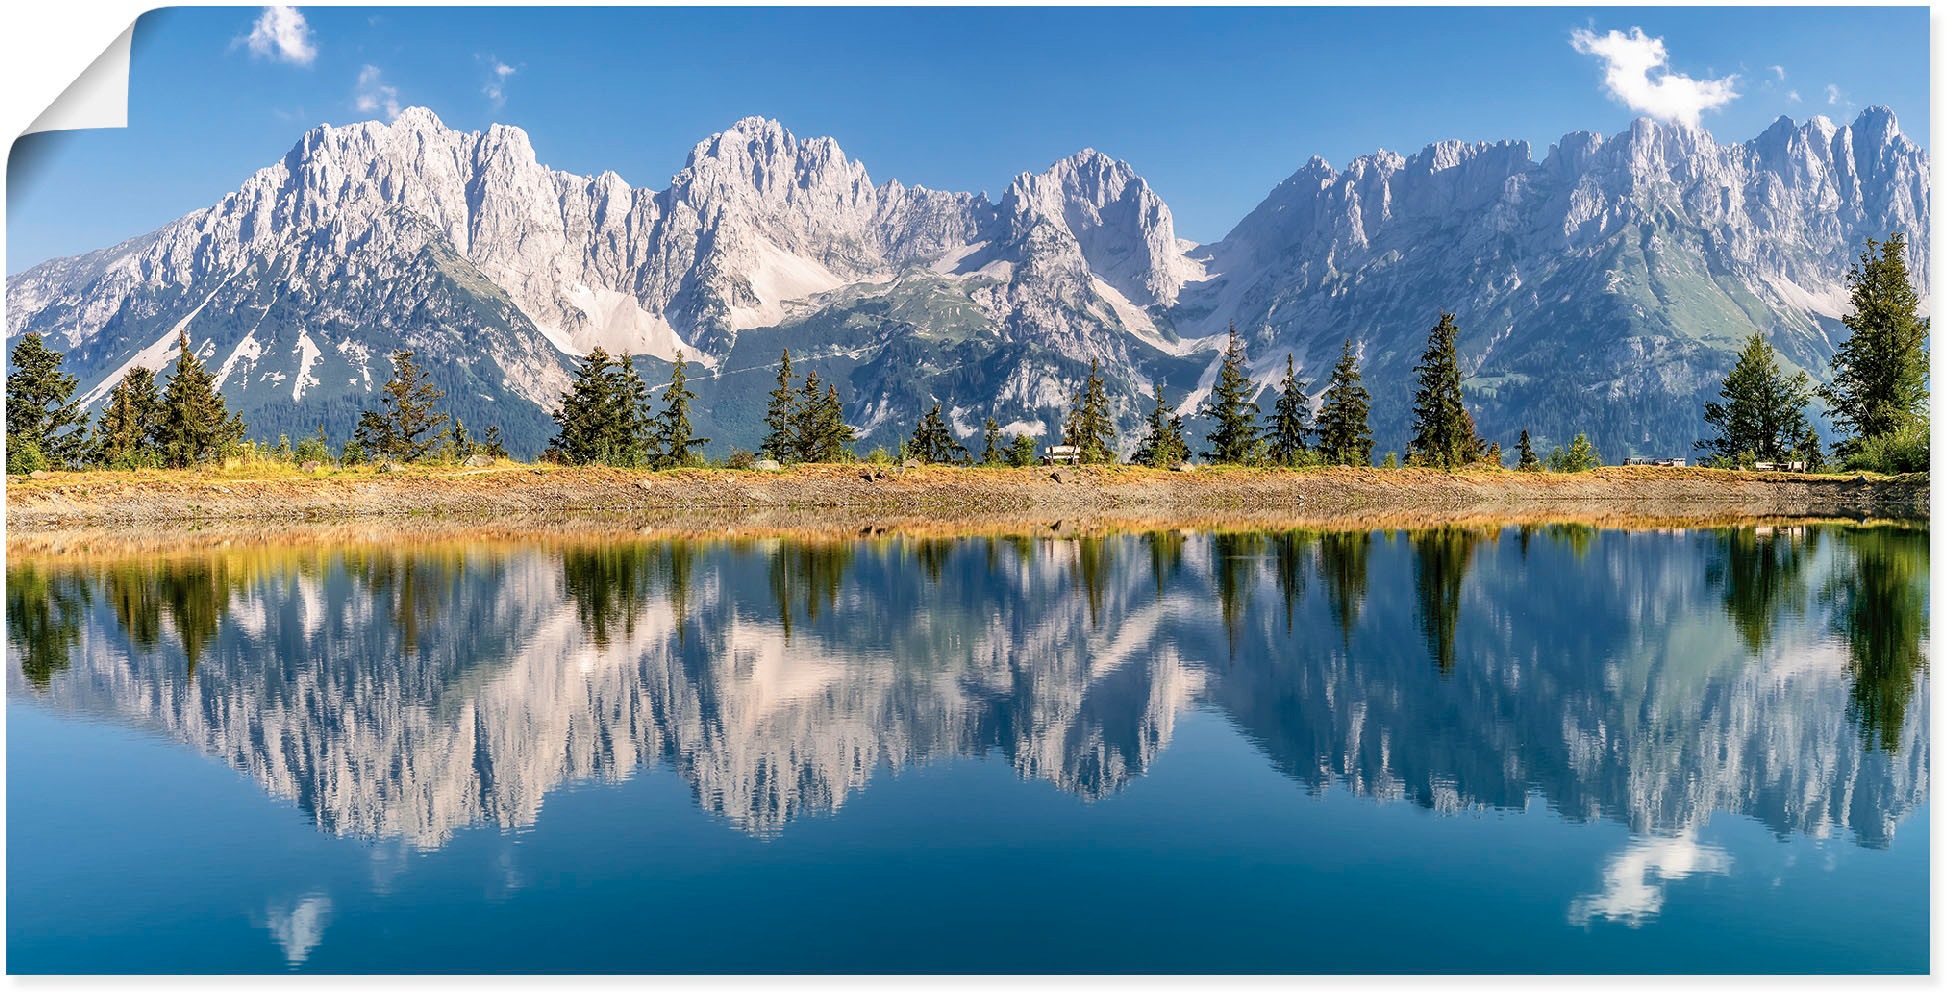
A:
[[7, 438, 48, 475], [294, 433, 332, 465], [1380, 452, 1399, 469], [106, 449, 165, 471], [338, 439, 368, 467], [723, 449, 757, 470], [1843, 422, 1930, 475], [1546, 434, 1602, 473]]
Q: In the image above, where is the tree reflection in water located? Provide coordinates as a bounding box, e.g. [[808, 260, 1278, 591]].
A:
[[6, 523, 1928, 861], [1825, 527, 1929, 752]]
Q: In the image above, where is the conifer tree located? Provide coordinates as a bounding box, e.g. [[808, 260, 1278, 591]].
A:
[[158, 331, 246, 468], [1823, 233, 1929, 453], [1267, 354, 1312, 466], [615, 355, 654, 467], [1131, 382, 1189, 467], [1315, 339, 1373, 466], [761, 349, 798, 461], [481, 425, 509, 460], [355, 348, 448, 462], [790, 374, 854, 462], [549, 347, 617, 464], [1408, 312, 1485, 470], [652, 350, 708, 468], [1697, 332, 1814, 467], [447, 417, 473, 460], [980, 417, 1004, 466], [908, 403, 968, 464], [1060, 360, 1117, 463], [1515, 429, 1541, 471], [1199, 324, 1260, 463], [91, 366, 164, 468], [6, 332, 88, 469]]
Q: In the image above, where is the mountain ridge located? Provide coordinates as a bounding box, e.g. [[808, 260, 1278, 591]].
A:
[[6, 107, 1928, 459]]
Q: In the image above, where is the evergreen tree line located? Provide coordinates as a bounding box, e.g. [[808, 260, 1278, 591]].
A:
[[7, 330, 246, 474], [546, 347, 708, 468], [1695, 233, 1928, 474], [1103, 316, 1597, 473], [5, 335, 509, 474]]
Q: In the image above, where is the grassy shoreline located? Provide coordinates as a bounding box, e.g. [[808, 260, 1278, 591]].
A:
[[4, 462, 1927, 536]]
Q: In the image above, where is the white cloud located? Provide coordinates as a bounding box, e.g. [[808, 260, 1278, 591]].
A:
[[354, 65, 401, 121], [481, 56, 517, 110], [1568, 834, 1732, 927], [1769, 65, 1787, 81], [239, 6, 317, 66], [1570, 27, 1739, 128], [1787, 89, 1802, 104], [1826, 84, 1845, 106], [265, 894, 332, 966]]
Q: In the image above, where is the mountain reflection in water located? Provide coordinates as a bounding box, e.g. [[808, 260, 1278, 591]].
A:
[[7, 525, 1927, 867]]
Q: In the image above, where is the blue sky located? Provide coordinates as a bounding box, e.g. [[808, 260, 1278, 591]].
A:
[[6, 5, 1931, 272]]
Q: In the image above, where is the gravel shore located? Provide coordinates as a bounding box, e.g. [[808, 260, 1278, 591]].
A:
[[4, 463, 1926, 543]]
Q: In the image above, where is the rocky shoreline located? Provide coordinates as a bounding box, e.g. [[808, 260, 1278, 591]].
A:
[[3, 464, 1927, 540]]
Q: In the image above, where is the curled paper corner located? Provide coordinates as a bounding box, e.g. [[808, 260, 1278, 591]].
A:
[[23, 22, 135, 137]]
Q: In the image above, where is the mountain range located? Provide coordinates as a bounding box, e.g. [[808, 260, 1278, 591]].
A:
[[5, 107, 1929, 459]]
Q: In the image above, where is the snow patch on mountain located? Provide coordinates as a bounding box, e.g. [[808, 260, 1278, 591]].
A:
[[292, 331, 323, 402], [78, 327, 182, 408]]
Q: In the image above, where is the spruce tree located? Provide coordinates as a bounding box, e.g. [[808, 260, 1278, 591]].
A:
[[1408, 312, 1484, 470], [481, 425, 509, 460], [760, 349, 798, 461], [1131, 382, 1188, 467], [1515, 429, 1541, 471], [1060, 360, 1117, 463], [1199, 324, 1260, 463], [980, 417, 1004, 466], [1315, 339, 1373, 466], [1824, 233, 1929, 453], [652, 350, 708, 468], [356, 348, 448, 462], [1697, 332, 1814, 467], [549, 347, 617, 464], [91, 366, 164, 468], [158, 331, 246, 468], [1267, 354, 1312, 466], [908, 403, 967, 464], [6, 332, 88, 469], [447, 418, 473, 460], [615, 355, 654, 467], [791, 375, 854, 462]]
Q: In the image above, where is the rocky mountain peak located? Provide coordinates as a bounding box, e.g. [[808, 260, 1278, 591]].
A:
[[999, 148, 1188, 307]]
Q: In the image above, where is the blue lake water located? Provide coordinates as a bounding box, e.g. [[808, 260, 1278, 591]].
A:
[[5, 523, 1929, 973]]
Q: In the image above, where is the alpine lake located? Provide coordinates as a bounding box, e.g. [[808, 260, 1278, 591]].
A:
[[5, 519, 1928, 973]]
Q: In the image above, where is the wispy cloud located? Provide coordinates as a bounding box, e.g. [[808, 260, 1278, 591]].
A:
[[1787, 89, 1802, 104], [354, 65, 401, 121], [1769, 65, 1787, 81], [480, 56, 517, 111], [1570, 27, 1738, 128], [1826, 83, 1847, 107], [238, 6, 317, 67]]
